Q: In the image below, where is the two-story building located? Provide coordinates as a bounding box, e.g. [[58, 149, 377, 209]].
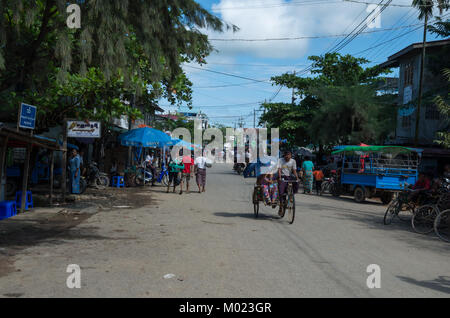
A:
[[379, 39, 449, 146]]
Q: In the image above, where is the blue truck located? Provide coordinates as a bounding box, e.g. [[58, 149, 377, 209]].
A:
[[331, 145, 422, 204]]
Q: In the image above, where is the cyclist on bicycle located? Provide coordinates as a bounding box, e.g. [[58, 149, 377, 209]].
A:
[[278, 150, 300, 216], [408, 172, 431, 204]]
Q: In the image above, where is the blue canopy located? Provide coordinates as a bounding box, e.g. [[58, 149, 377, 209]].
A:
[[118, 127, 171, 148]]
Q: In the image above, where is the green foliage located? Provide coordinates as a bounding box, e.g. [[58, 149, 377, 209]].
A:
[[0, 0, 234, 130], [262, 53, 395, 148], [412, 0, 450, 20], [428, 17, 450, 37], [434, 69, 450, 148]]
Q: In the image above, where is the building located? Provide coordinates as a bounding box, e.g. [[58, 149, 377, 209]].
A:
[[379, 39, 450, 146]]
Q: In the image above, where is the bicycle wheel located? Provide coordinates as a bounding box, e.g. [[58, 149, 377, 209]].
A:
[[95, 175, 109, 189], [320, 182, 329, 195], [135, 170, 145, 186], [434, 209, 450, 243], [162, 174, 169, 187], [397, 203, 414, 222], [286, 191, 295, 224], [383, 200, 399, 225], [252, 188, 259, 218], [411, 204, 438, 234]]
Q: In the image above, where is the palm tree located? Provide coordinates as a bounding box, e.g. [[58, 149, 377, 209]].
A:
[[411, 0, 450, 146]]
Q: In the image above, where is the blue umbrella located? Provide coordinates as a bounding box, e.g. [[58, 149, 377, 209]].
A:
[[118, 127, 171, 148]]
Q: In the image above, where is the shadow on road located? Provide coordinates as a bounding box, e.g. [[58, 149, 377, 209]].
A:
[[214, 211, 279, 221], [397, 275, 450, 294]]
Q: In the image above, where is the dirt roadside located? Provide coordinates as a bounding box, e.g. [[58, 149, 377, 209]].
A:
[[0, 186, 155, 279]]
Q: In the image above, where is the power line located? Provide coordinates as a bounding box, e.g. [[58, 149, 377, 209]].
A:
[[160, 102, 261, 108], [343, 0, 442, 8], [208, 23, 430, 41], [292, 0, 389, 78], [353, 12, 450, 55], [184, 65, 271, 83], [212, 0, 340, 11]]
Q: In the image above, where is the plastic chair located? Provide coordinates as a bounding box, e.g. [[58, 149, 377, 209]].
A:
[[112, 176, 125, 188], [15, 190, 34, 210], [0, 201, 17, 220]]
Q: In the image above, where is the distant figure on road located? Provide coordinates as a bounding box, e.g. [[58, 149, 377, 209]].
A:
[[313, 168, 324, 195], [167, 157, 184, 194], [302, 156, 315, 194], [69, 149, 81, 194], [195, 152, 208, 193], [181, 154, 194, 194]]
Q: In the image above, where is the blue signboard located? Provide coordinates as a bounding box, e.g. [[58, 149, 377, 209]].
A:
[[19, 103, 37, 129]]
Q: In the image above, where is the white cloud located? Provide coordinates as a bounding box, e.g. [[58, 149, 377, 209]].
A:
[[206, 0, 416, 59]]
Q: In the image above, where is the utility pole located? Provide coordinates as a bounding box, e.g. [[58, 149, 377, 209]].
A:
[[414, 14, 428, 147], [291, 71, 296, 105], [253, 109, 256, 128]]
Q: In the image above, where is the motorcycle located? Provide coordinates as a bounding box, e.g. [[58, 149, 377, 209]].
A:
[[84, 162, 109, 189], [233, 163, 245, 175], [134, 162, 154, 186]]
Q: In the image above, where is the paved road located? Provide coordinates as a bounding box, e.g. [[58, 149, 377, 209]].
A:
[[0, 164, 449, 297]]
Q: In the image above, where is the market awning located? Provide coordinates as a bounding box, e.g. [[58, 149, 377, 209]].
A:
[[118, 127, 171, 148], [332, 145, 420, 155]]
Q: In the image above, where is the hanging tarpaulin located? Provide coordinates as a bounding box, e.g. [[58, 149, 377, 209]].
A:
[[118, 127, 171, 148]]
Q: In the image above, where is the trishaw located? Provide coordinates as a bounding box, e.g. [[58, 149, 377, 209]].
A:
[[331, 146, 421, 204], [252, 177, 297, 224]]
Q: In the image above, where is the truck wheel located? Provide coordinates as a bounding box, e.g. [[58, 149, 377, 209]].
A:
[[380, 192, 393, 205], [354, 187, 366, 203]]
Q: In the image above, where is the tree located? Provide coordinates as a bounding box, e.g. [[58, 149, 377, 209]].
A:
[[261, 53, 393, 149], [428, 17, 450, 37], [434, 69, 450, 148], [0, 1, 236, 128]]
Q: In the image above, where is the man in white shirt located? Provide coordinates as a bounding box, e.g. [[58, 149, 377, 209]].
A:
[[144, 151, 156, 186], [194, 154, 208, 193]]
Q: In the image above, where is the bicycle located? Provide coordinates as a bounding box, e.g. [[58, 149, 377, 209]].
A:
[[383, 190, 415, 225], [155, 163, 169, 186], [434, 208, 450, 243], [411, 190, 450, 235], [134, 166, 153, 186], [252, 178, 297, 224], [279, 178, 298, 224]]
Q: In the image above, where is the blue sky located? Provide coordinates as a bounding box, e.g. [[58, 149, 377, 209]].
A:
[[159, 0, 449, 128]]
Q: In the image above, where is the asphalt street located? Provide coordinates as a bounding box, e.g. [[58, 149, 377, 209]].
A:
[[0, 164, 449, 297]]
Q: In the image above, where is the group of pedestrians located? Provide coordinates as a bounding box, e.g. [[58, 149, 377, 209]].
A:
[[166, 151, 209, 195]]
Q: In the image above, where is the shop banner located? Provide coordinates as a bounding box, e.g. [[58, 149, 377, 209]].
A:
[[67, 121, 101, 138]]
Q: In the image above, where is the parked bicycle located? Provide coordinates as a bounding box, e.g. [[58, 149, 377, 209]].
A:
[[434, 208, 450, 242], [411, 185, 450, 235], [383, 190, 415, 225]]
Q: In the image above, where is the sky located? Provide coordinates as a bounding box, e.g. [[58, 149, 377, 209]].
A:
[[159, 0, 449, 128]]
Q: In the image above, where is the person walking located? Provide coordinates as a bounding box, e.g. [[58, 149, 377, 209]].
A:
[[167, 156, 184, 194], [194, 152, 208, 193], [302, 156, 315, 194], [180, 154, 194, 194], [69, 149, 81, 194], [313, 168, 324, 195]]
